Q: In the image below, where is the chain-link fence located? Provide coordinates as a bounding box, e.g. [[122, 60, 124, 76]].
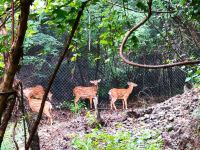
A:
[[17, 51, 186, 107]]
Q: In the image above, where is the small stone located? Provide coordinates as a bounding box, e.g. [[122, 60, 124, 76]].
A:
[[168, 116, 174, 122], [127, 117, 133, 122], [158, 111, 165, 116], [160, 106, 171, 110], [166, 124, 173, 132], [145, 108, 153, 114], [144, 114, 150, 119], [139, 117, 145, 121], [192, 96, 199, 101], [150, 115, 156, 120], [184, 105, 190, 110]]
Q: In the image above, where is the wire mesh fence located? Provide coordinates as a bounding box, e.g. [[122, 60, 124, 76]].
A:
[[17, 51, 186, 107]]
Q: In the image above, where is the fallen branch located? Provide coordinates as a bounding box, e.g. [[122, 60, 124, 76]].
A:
[[119, 0, 200, 69]]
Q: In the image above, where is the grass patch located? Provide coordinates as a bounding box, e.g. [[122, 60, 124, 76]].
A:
[[2, 120, 27, 150], [71, 128, 163, 150], [58, 100, 86, 113]]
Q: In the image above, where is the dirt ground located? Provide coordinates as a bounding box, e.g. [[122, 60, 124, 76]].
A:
[[38, 88, 200, 150]]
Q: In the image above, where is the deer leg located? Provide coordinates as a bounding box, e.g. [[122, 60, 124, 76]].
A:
[[74, 96, 80, 108], [112, 99, 117, 110], [93, 96, 98, 111], [89, 97, 93, 109], [44, 111, 53, 125], [122, 100, 125, 110], [124, 98, 128, 110], [110, 99, 113, 110]]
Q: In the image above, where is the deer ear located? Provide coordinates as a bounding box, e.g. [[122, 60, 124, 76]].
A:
[[127, 82, 131, 85], [90, 81, 94, 84], [97, 79, 101, 82]]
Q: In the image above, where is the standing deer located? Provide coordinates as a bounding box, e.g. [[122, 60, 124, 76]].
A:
[[109, 82, 137, 110], [73, 79, 101, 109], [23, 85, 53, 125]]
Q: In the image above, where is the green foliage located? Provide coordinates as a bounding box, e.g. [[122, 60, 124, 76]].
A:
[[136, 1, 148, 11], [86, 111, 101, 129], [71, 129, 163, 150], [0, 55, 4, 76], [179, 0, 200, 21], [2, 120, 27, 150], [24, 33, 62, 55], [58, 100, 86, 113], [2, 124, 15, 150], [185, 65, 200, 84]]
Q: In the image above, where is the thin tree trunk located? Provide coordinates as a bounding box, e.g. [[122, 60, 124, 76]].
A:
[[0, 0, 34, 123], [95, 38, 100, 79], [19, 82, 40, 150], [77, 59, 85, 85], [0, 92, 16, 147]]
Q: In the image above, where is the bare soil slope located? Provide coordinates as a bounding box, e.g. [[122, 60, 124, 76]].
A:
[[39, 88, 200, 150]]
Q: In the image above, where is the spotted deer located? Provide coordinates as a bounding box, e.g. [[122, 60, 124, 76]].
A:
[[23, 85, 53, 101], [73, 79, 101, 109], [109, 82, 137, 110], [23, 85, 53, 125], [27, 98, 53, 125]]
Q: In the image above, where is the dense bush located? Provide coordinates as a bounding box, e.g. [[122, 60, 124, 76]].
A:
[[72, 129, 163, 150]]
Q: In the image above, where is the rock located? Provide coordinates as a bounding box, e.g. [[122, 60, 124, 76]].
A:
[[166, 124, 174, 132], [127, 117, 133, 122], [168, 116, 174, 122], [144, 114, 150, 119], [184, 105, 190, 110], [192, 96, 199, 101], [158, 111, 165, 116], [139, 117, 145, 121], [160, 106, 171, 110], [127, 111, 141, 118], [144, 108, 153, 114]]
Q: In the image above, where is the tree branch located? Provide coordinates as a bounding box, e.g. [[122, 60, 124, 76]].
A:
[[11, 0, 15, 44], [119, 0, 200, 69], [0, 3, 20, 29], [25, 1, 89, 149]]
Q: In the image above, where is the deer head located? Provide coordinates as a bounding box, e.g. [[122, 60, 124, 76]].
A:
[[90, 79, 101, 85]]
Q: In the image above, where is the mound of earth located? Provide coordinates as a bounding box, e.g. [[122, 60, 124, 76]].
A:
[[39, 88, 200, 150]]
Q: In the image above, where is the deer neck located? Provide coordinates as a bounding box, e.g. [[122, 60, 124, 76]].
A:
[[127, 85, 134, 93], [93, 84, 98, 91]]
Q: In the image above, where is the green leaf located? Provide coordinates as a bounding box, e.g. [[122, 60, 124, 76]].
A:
[[136, 2, 147, 11], [0, 62, 4, 68], [180, 0, 187, 5], [185, 77, 191, 82]]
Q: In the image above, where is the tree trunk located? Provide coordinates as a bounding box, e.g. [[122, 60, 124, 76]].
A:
[[0, 0, 34, 122], [95, 38, 100, 79], [26, 116, 40, 150], [19, 83, 40, 150], [0, 93, 16, 147]]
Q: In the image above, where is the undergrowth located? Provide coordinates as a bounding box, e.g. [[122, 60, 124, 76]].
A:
[[71, 128, 163, 150], [86, 111, 101, 129], [58, 100, 86, 113], [2, 120, 26, 150]]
